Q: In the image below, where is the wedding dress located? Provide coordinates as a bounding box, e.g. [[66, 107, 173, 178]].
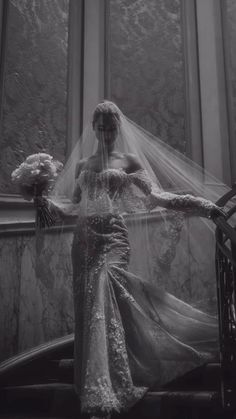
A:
[[69, 167, 219, 416]]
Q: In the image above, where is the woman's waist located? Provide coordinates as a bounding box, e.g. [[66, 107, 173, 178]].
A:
[[74, 212, 126, 235], [77, 191, 147, 216], [76, 212, 123, 225]]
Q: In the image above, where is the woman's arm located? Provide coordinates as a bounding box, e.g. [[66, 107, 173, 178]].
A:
[[35, 159, 87, 223], [147, 190, 224, 219], [48, 199, 78, 221], [126, 154, 225, 219], [34, 197, 78, 223]]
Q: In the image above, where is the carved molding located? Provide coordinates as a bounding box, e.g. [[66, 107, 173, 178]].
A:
[[0, 196, 191, 237], [0, 194, 75, 236]]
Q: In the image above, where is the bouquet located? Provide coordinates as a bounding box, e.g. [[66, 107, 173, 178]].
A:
[[11, 153, 63, 228]]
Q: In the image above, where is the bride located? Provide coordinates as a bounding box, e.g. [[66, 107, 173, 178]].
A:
[[47, 100, 224, 418]]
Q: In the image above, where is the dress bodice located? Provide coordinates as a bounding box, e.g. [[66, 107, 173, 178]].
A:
[[75, 168, 151, 216], [50, 168, 215, 221]]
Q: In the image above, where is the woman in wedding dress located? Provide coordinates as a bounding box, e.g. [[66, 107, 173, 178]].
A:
[[49, 100, 224, 418]]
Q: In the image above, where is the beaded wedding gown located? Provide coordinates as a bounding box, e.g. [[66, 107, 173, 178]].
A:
[[69, 167, 218, 416]]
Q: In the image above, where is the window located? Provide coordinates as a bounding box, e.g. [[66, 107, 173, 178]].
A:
[[106, 0, 188, 154], [0, 0, 70, 195]]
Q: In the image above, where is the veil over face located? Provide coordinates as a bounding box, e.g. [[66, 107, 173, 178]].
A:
[[93, 114, 119, 145]]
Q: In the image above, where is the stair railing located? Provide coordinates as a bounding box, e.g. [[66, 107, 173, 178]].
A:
[[215, 184, 236, 412]]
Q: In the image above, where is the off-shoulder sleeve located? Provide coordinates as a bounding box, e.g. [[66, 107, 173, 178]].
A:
[[128, 169, 217, 218], [128, 169, 152, 195]]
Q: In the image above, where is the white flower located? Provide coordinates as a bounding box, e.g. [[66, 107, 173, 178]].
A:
[[11, 152, 63, 199]]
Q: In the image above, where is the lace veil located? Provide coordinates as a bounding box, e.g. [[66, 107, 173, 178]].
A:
[[50, 101, 229, 315]]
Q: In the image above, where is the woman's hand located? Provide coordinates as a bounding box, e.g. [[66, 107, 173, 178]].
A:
[[209, 205, 227, 220], [34, 196, 48, 208], [33, 196, 57, 228]]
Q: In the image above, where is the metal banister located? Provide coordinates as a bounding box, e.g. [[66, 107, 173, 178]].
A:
[[214, 185, 236, 412]]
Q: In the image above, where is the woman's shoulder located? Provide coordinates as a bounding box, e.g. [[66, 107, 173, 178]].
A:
[[123, 153, 143, 173], [75, 155, 102, 177]]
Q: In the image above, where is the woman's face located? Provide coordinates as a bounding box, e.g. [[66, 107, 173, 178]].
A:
[[93, 114, 119, 147]]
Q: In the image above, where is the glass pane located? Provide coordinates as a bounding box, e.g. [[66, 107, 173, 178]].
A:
[[107, 0, 187, 153], [0, 0, 69, 194]]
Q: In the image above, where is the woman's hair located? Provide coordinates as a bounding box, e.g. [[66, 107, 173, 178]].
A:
[[92, 100, 121, 128]]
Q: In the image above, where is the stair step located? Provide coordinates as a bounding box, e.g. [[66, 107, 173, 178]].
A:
[[3, 382, 73, 393], [53, 360, 74, 383], [0, 383, 223, 419], [145, 391, 219, 406], [0, 417, 70, 419], [57, 359, 74, 369], [1, 358, 221, 388], [55, 360, 221, 389], [160, 363, 221, 391], [0, 383, 77, 418], [1, 383, 220, 407], [0, 335, 74, 386]]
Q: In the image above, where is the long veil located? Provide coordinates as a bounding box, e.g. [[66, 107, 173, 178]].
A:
[[50, 108, 229, 316]]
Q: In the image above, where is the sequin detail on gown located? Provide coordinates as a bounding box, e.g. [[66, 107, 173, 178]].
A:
[[72, 169, 219, 416]]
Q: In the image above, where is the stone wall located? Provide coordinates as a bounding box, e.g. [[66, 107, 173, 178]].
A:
[[0, 229, 74, 362]]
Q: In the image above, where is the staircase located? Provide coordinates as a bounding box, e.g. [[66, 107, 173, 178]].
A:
[[0, 334, 226, 419], [1, 187, 236, 419]]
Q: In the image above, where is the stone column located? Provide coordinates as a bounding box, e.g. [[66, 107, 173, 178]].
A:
[[83, 0, 106, 128], [66, 0, 84, 154], [196, 0, 231, 185]]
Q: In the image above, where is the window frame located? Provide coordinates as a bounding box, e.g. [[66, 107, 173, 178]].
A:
[[0, 0, 85, 234]]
